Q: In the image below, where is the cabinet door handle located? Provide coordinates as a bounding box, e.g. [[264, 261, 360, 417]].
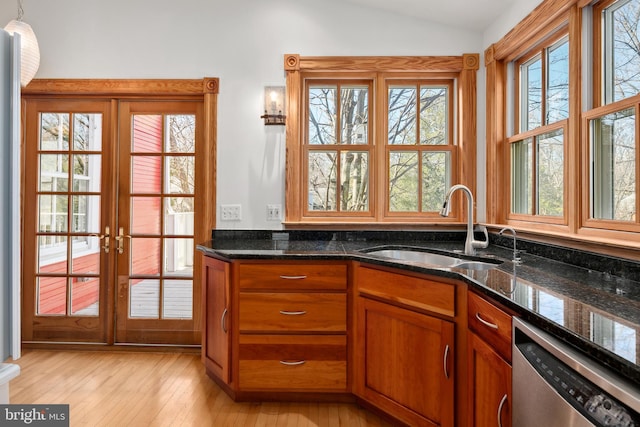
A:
[[497, 394, 508, 427], [279, 275, 307, 280], [443, 344, 451, 379], [279, 360, 306, 366], [279, 310, 307, 316], [221, 308, 228, 333], [476, 312, 499, 330]]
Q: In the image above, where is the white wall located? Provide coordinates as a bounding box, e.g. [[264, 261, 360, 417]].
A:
[[1, 0, 502, 229]]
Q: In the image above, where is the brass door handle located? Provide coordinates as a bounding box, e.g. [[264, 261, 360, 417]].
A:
[[89, 226, 110, 253], [115, 227, 131, 254]]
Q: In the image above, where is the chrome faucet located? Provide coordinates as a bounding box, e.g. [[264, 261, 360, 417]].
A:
[[440, 184, 489, 256], [499, 226, 522, 265]]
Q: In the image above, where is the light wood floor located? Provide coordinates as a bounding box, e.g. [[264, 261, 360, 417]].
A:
[[7, 350, 393, 427]]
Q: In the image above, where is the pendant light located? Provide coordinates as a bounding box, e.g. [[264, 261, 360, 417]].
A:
[[4, 0, 40, 87]]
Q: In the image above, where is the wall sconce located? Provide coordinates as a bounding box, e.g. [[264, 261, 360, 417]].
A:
[[4, 0, 40, 87], [261, 86, 286, 126]]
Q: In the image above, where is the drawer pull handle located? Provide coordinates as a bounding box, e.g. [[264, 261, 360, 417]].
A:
[[221, 308, 228, 333], [476, 312, 499, 330], [279, 310, 307, 316], [279, 360, 306, 366], [498, 394, 508, 427], [279, 275, 308, 280], [443, 344, 451, 379]]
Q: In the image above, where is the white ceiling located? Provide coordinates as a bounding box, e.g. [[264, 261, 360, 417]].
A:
[[342, 0, 520, 32]]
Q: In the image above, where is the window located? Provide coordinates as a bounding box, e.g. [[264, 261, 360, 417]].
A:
[[509, 35, 569, 221], [599, 0, 640, 104], [286, 54, 477, 224]]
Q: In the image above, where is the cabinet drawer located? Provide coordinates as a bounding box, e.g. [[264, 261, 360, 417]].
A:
[[239, 263, 347, 291], [239, 292, 346, 332], [356, 266, 455, 317], [468, 291, 512, 361], [239, 335, 347, 391]]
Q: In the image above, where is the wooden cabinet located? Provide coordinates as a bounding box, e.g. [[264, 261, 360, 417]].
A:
[[354, 265, 456, 427], [467, 291, 513, 427], [202, 256, 231, 385], [201, 257, 350, 396]]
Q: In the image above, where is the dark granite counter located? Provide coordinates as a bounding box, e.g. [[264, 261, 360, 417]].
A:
[[197, 230, 640, 387]]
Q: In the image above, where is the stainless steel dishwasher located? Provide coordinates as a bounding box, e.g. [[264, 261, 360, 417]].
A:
[[513, 318, 640, 427]]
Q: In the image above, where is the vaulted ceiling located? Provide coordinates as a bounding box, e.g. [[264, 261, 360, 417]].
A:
[[342, 0, 531, 31]]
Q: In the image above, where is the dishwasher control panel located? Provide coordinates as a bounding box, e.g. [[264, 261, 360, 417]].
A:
[[518, 341, 639, 427]]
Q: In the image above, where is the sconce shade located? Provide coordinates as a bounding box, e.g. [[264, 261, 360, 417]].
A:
[[4, 19, 40, 87], [261, 86, 286, 125]]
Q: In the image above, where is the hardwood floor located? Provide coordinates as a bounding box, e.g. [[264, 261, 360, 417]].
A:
[[7, 350, 393, 426]]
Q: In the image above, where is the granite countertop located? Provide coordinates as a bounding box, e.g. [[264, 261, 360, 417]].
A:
[[197, 230, 640, 386]]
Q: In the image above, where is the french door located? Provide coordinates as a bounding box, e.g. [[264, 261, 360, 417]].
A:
[[22, 94, 208, 346]]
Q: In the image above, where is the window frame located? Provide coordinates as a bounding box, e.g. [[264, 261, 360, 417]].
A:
[[284, 54, 479, 226], [486, 0, 640, 256]]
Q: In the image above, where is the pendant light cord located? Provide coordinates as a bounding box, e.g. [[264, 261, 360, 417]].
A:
[[17, 0, 24, 21]]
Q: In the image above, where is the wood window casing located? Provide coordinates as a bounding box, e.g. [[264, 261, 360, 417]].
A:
[[487, 0, 640, 258], [284, 54, 479, 227]]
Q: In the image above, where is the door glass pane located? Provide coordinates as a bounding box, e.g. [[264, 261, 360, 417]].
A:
[[340, 86, 368, 145], [591, 108, 636, 221], [422, 152, 450, 212], [166, 115, 195, 153], [308, 151, 337, 211], [389, 86, 417, 145], [131, 156, 162, 194], [163, 280, 193, 319], [163, 238, 194, 276], [132, 115, 163, 153], [340, 152, 368, 211], [308, 86, 337, 145], [537, 129, 564, 216], [70, 277, 99, 316], [165, 156, 195, 194], [389, 151, 418, 211], [72, 154, 101, 192], [38, 194, 68, 233], [71, 235, 100, 274], [38, 236, 67, 274], [420, 86, 448, 145], [37, 277, 67, 315], [72, 195, 100, 233], [40, 113, 70, 150], [511, 138, 533, 215], [39, 154, 69, 191], [131, 238, 161, 276], [73, 113, 102, 151], [129, 279, 159, 318], [164, 197, 194, 235], [131, 197, 161, 234]]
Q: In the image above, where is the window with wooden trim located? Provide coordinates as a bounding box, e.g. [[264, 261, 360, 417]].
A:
[[285, 54, 478, 225], [509, 34, 569, 222]]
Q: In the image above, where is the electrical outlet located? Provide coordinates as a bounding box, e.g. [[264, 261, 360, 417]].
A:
[[267, 204, 282, 221], [220, 204, 242, 221]]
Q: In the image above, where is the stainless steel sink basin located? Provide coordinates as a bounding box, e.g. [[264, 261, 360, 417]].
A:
[[363, 248, 501, 270]]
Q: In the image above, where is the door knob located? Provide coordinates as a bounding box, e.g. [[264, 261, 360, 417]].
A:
[[115, 227, 131, 254], [89, 226, 110, 253]]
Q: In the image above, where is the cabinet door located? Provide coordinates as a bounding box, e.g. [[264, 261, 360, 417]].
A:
[[356, 297, 455, 427], [202, 256, 231, 384], [468, 332, 511, 427]]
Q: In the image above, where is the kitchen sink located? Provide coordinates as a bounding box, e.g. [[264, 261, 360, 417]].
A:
[[362, 247, 502, 270]]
